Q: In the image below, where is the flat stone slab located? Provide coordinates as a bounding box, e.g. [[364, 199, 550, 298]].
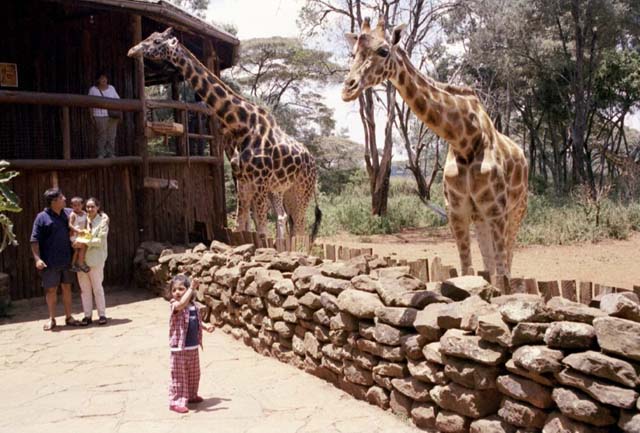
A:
[[546, 297, 606, 324], [543, 412, 610, 433], [470, 416, 517, 433], [494, 294, 550, 323], [375, 306, 419, 327], [443, 355, 499, 390], [551, 387, 616, 427], [336, 289, 384, 319], [512, 345, 564, 374], [599, 293, 640, 322], [555, 368, 639, 409], [498, 397, 547, 429], [512, 322, 550, 346], [407, 359, 447, 385], [441, 276, 500, 301], [430, 382, 501, 418], [413, 303, 448, 341], [543, 321, 596, 350], [391, 377, 433, 402], [593, 316, 640, 362], [562, 350, 640, 388], [496, 374, 553, 409], [440, 329, 508, 366]]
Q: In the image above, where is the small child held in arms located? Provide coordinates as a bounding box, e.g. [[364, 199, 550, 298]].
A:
[[168, 275, 214, 413], [68, 196, 90, 273]]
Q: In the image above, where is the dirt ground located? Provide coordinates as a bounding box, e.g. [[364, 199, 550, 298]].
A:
[[320, 229, 640, 290]]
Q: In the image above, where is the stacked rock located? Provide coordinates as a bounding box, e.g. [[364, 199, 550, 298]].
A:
[[134, 243, 640, 433]]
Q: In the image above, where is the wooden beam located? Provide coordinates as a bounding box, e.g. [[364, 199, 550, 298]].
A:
[[61, 107, 71, 159], [7, 156, 221, 170], [0, 90, 142, 111], [146, 99, 212, 115]]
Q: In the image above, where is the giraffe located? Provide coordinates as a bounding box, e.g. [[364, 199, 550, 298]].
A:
[[342, 19, 528, 277], [128, 28, 322, 242]]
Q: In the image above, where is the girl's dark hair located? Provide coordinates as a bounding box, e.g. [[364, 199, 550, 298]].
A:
[[169, 274, 191, 291], [96, 71, 108, 81], [44, 188, 63, 207], [86, 197, 102, 214]]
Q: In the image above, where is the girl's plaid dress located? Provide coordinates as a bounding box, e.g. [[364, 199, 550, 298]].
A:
[[169, 300, 204, 407]]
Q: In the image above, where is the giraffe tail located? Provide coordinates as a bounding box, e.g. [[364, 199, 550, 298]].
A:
[[310, 204, 322, 243]]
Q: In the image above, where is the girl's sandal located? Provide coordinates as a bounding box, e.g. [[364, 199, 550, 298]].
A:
[[43, 318, 56, 331]]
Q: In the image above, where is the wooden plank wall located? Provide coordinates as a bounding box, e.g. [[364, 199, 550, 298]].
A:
[[4, 161, 226, 300]]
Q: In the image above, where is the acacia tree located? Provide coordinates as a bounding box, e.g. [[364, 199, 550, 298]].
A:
[[300, 0, 459, 216]]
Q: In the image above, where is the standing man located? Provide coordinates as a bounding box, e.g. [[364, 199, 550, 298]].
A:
[[30, 188, 80, 330]]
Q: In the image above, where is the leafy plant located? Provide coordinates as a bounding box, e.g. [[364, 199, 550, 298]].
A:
[[0, 161, 21, 252]]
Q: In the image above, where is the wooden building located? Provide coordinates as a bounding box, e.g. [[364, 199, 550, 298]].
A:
[[0, 0, 239, 299]]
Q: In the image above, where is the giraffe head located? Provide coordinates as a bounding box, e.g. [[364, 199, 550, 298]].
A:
[[341, 18, 406, 101], [127, 27, 179, 62]]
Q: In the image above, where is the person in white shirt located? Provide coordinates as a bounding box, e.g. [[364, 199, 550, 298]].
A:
[[88, 72, 120, 158]]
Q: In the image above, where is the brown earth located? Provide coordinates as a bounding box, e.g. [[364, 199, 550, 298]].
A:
[[320, 229, 640, 290]]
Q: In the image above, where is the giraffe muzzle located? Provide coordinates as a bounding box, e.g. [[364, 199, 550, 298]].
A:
[[341, 78, 360, 101]]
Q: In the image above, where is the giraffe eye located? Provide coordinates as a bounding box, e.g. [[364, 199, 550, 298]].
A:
[[154, 38, 161, 44], [376, 47, 389, 57]]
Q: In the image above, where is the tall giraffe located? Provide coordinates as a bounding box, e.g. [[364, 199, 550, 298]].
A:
[[128, 28, 321, 241], [342, 19, 528, 277]]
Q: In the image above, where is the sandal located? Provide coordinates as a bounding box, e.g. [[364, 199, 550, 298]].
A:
[[43, 318, 56, 331], [80, 317, 92, 326], [65, 316, 80, 327], [79, 264, 90, 273], [98, 316, 107, 325]]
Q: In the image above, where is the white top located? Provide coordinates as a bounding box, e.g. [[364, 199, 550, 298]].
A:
[[88, 84, 120, 117]]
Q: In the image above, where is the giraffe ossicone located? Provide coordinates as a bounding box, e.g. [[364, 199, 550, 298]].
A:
[[342, 18, 528, 278], [128, 28, 322, 243]]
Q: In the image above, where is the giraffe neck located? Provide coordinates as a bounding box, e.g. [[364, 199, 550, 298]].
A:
[[389, 49, 493, 160], [170, 44, 257, 137]]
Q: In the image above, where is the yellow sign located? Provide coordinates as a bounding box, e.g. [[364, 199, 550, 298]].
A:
[[0, 63, 18, 87]]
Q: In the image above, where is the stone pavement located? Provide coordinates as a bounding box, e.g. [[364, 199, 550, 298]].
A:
[[0, 290, 423, 433]]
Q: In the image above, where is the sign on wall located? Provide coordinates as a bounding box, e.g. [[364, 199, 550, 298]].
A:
[[0, 63, 18, 87]]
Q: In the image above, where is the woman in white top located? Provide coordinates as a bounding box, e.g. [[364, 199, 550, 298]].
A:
[[88, 72, 120, 158]]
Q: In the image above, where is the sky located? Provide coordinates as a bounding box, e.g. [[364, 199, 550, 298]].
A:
[[206, 0, 372, 146], [205, 0, 640, 151]]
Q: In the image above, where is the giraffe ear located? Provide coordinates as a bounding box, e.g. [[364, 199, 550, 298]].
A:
[[345, 32, 358, 49], [163, 27, 174, 37], [391, 24, 407, 46]]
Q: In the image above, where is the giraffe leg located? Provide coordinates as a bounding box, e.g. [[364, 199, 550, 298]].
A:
[[448, 211, 473, 275], [474, 218, 496, 274], [488, 216, 509, 277], [270, 192, 288, 240], [236, 181, 253, 232], [252, 193, 270, 237], [505, 196, 528, 273]]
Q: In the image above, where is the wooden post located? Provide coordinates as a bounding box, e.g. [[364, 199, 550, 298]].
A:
[[579, 281, 593, 306], [538, 281, 560, 302], [561, 280, 577, 302], [61, 106, 71, 159], [510, 277, 526, 294], [491, 275, 511, 294], [325, 244, 336, 261], [634, 286, 640, 298], [132, 14, 148, 242], [431, 257, 442, 282], [524, 278, 538, 295]]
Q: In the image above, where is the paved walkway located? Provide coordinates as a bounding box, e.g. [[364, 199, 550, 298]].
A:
[[1, 290, 422, 433]]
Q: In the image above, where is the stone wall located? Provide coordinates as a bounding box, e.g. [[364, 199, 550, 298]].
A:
[[135, 241, 640, 433]]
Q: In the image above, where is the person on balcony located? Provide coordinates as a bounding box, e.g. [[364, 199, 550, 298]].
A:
[[89, 72, 120, 158]]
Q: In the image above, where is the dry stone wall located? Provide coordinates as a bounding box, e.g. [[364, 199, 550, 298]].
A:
[[135, 241, 640, 433]]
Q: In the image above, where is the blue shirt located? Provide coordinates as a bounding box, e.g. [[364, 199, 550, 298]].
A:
[[184, 305, 200, 348], [30, 208, 73, 268]]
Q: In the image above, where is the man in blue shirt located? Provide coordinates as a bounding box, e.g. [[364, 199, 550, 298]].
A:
[[30, 188, 80, 330]]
